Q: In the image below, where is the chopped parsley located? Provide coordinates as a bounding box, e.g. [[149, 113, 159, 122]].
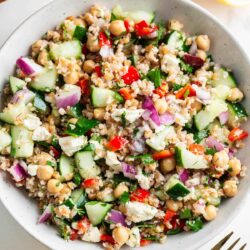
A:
[[119, 191, 130, 204]]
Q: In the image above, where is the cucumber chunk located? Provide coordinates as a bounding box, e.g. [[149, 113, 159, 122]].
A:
[[91, 86, 116, 108], [33, 95, 48, 112], [85, 201, 112, 225], [146, 126, 176, 151], [11, 125, 34, 158], [212, 85, 231, 100], [228, 102, 248, 125], [212, 68, 236, 88], [73, 26, 87, 42], [59, 154, 75, 180], [30, 67, 57, 92], [166, 31, 185, 51], [50, 40, 82, 60], [164, 175, 190, 199], [74, 151, 101, 179], [0, 103, 29, 124], [71, 188, 87, 207], [9, 76, 26, 93], [0, 128, 12, 151], [175, 146, 208, 169], [194, 99, 228, 131]]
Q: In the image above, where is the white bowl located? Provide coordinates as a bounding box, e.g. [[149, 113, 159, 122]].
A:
[[0, 0, 249, 249]]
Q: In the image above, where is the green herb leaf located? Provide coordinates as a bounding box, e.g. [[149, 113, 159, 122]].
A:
[[73, 173, 82, 186], [67, 103, 84, 118], [167, 228, 183, 235], [180, 60, 194, 74], [114, 92, 124, 103], [113, 173, 135, 186], [180, 208, 192, 219], [128, 55, 138, 66], [111, 12, 118, 22], [137, 223, 156, 228], [121, 112, 127, 127], [119, 191, 130, 204], [186, 217, 203, 232], [205, 148, 217, 155], [147, 68, 162, 88], [172, 83, 183, 91], [131, 154, 155, 164], [142, 236, 160, 242], [193, 130, 208, 143], [73, 26, 87, 42]]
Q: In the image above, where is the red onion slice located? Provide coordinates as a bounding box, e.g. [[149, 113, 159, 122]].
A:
[[192, 84, 210, 101], [206, 136, 224, 152], [131, 139, 145, 153], [121, 162, 137, 179], [8, 161, 28, 182], [142, 97, 161, 126], [38, 204, 53, 224], [159, 113, 175, 125], [16, 57, 43, 76], [106, 209, 127, 226], [218, 111, 229, 125], [184, 54, 204, 68], [179, 169, 189, 182], [11, 89, 35, 104]]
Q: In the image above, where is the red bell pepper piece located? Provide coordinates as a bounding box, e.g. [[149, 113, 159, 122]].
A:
[[228, 128, 248, 142], [140, 239, 151, 246], [153, 82, 168, 97], [76, 217, 91, 234], [100, 234, 115, 244], [124, 20, 130, 33], [106, 136, 128, 151], [82, 178, 99, 188], [183, 54, 204, 68], [99, 31, 111, 47], [78, 78, 90, 95], [94, 65, 103, 77], [122, 66, 140, 85], [49, 146, 61, 159], [130, 188, 150, 202], [164, 210, 176, 224], [70, 229, 78, 241], [175, 84, 196, 99], [134, 20, 157, 37], [188, 144, 205, 155], [119, 88, 133, 100], [152, 149, 174, 160]]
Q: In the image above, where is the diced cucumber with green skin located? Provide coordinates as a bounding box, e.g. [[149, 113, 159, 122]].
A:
[[0, 103, 29, 124], [73, 26, 87, 42], [212, 68, 237, 88], [166, 31, 185, 51], [50, 40, 82, 60], [9, 76, 26, 93], [91, 86, 116, 108], [194, 99, 228, 131], [11, 126, 34, 158], [85, 201, 112, 226], [175, 146, 208, 169], [164, 176, 190, 199], [30, 67, 57, 92], [59, 154, 75, 180], [33, 95, 48, 112], [112, 5, 155, 23], [146, 126, 176, 151], [74, 151, 101, 179], [0, 129, 12, 151], [228, 102, 248, 125], [71, 188, 87, 207], [212, 85, 231, 100]]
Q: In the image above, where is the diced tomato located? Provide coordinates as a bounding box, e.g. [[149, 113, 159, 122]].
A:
[[188, 144, 205, 155], [82, 178, 99, 188], [94, 65, 103, 77], [164, 210, 176, 224], [184, 54, 204, 68], [191, 81, 202, 86], [77, 217, 91, 234], [100, 234, 115, 244], [99, 31, 111, 47], [152, 149, 174, 160], [228, 128, 248, 142], [119, 88, 133, 100], [78, 78, 90, 95], [134, 20, 158, 37], [106, 136, 128, 151], [124, 19, 130, 33], [175, 84, 196, 99], [130, 188, 150, 202], [122, 66, 140, 85], [82, 44, 88, 55], [49, 146, 61, 159], [153, 82, 168, 97], [70, 229, 78, 241], [140, 239, 151, 247]]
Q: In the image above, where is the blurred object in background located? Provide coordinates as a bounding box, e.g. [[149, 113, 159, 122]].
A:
[[0, 0, 6, 3], [218, 0, 250, 7]]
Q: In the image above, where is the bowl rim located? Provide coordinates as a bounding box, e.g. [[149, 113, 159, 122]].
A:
[[0, 0, 249, 250]]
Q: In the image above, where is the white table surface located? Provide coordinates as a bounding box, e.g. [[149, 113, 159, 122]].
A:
[[0, 0, 250, 249]]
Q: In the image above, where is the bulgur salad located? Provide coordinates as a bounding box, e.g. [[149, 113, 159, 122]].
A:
[[0, 4, 248, 249]]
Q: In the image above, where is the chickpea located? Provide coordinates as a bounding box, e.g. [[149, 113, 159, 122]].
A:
[[203, 205, 217, 221], [196, 50, 207, 61], [64, 71, 79, 84], [228, 157, 241, 177], [83, 60, 95, 73], [47, 179, 63, 194], [167, 19, 183, 31], [112, 226, 130, 245], [212, 150, 229, 169], [166, 199, 183, 212], [196, 35, 210, 51], [37, 165, 54, 181], [37, 152, 56, 166], [160, 157, 176, 174], [87, 35, 100, 52], [73, 18, 86, 27], [93, 108, 105, 120], [114, 182, 129, 198], [191, 100, 202, 112], [84, 13, 95, 25], [223, 180, 238, 197], [37, 50, 49, 66], [109, 20, 126, 36], [154, 98, 168, 115], [226, 88, 244, 102]]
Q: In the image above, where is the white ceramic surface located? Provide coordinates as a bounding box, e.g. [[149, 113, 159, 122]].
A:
[[0, 0, 249, 250]]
